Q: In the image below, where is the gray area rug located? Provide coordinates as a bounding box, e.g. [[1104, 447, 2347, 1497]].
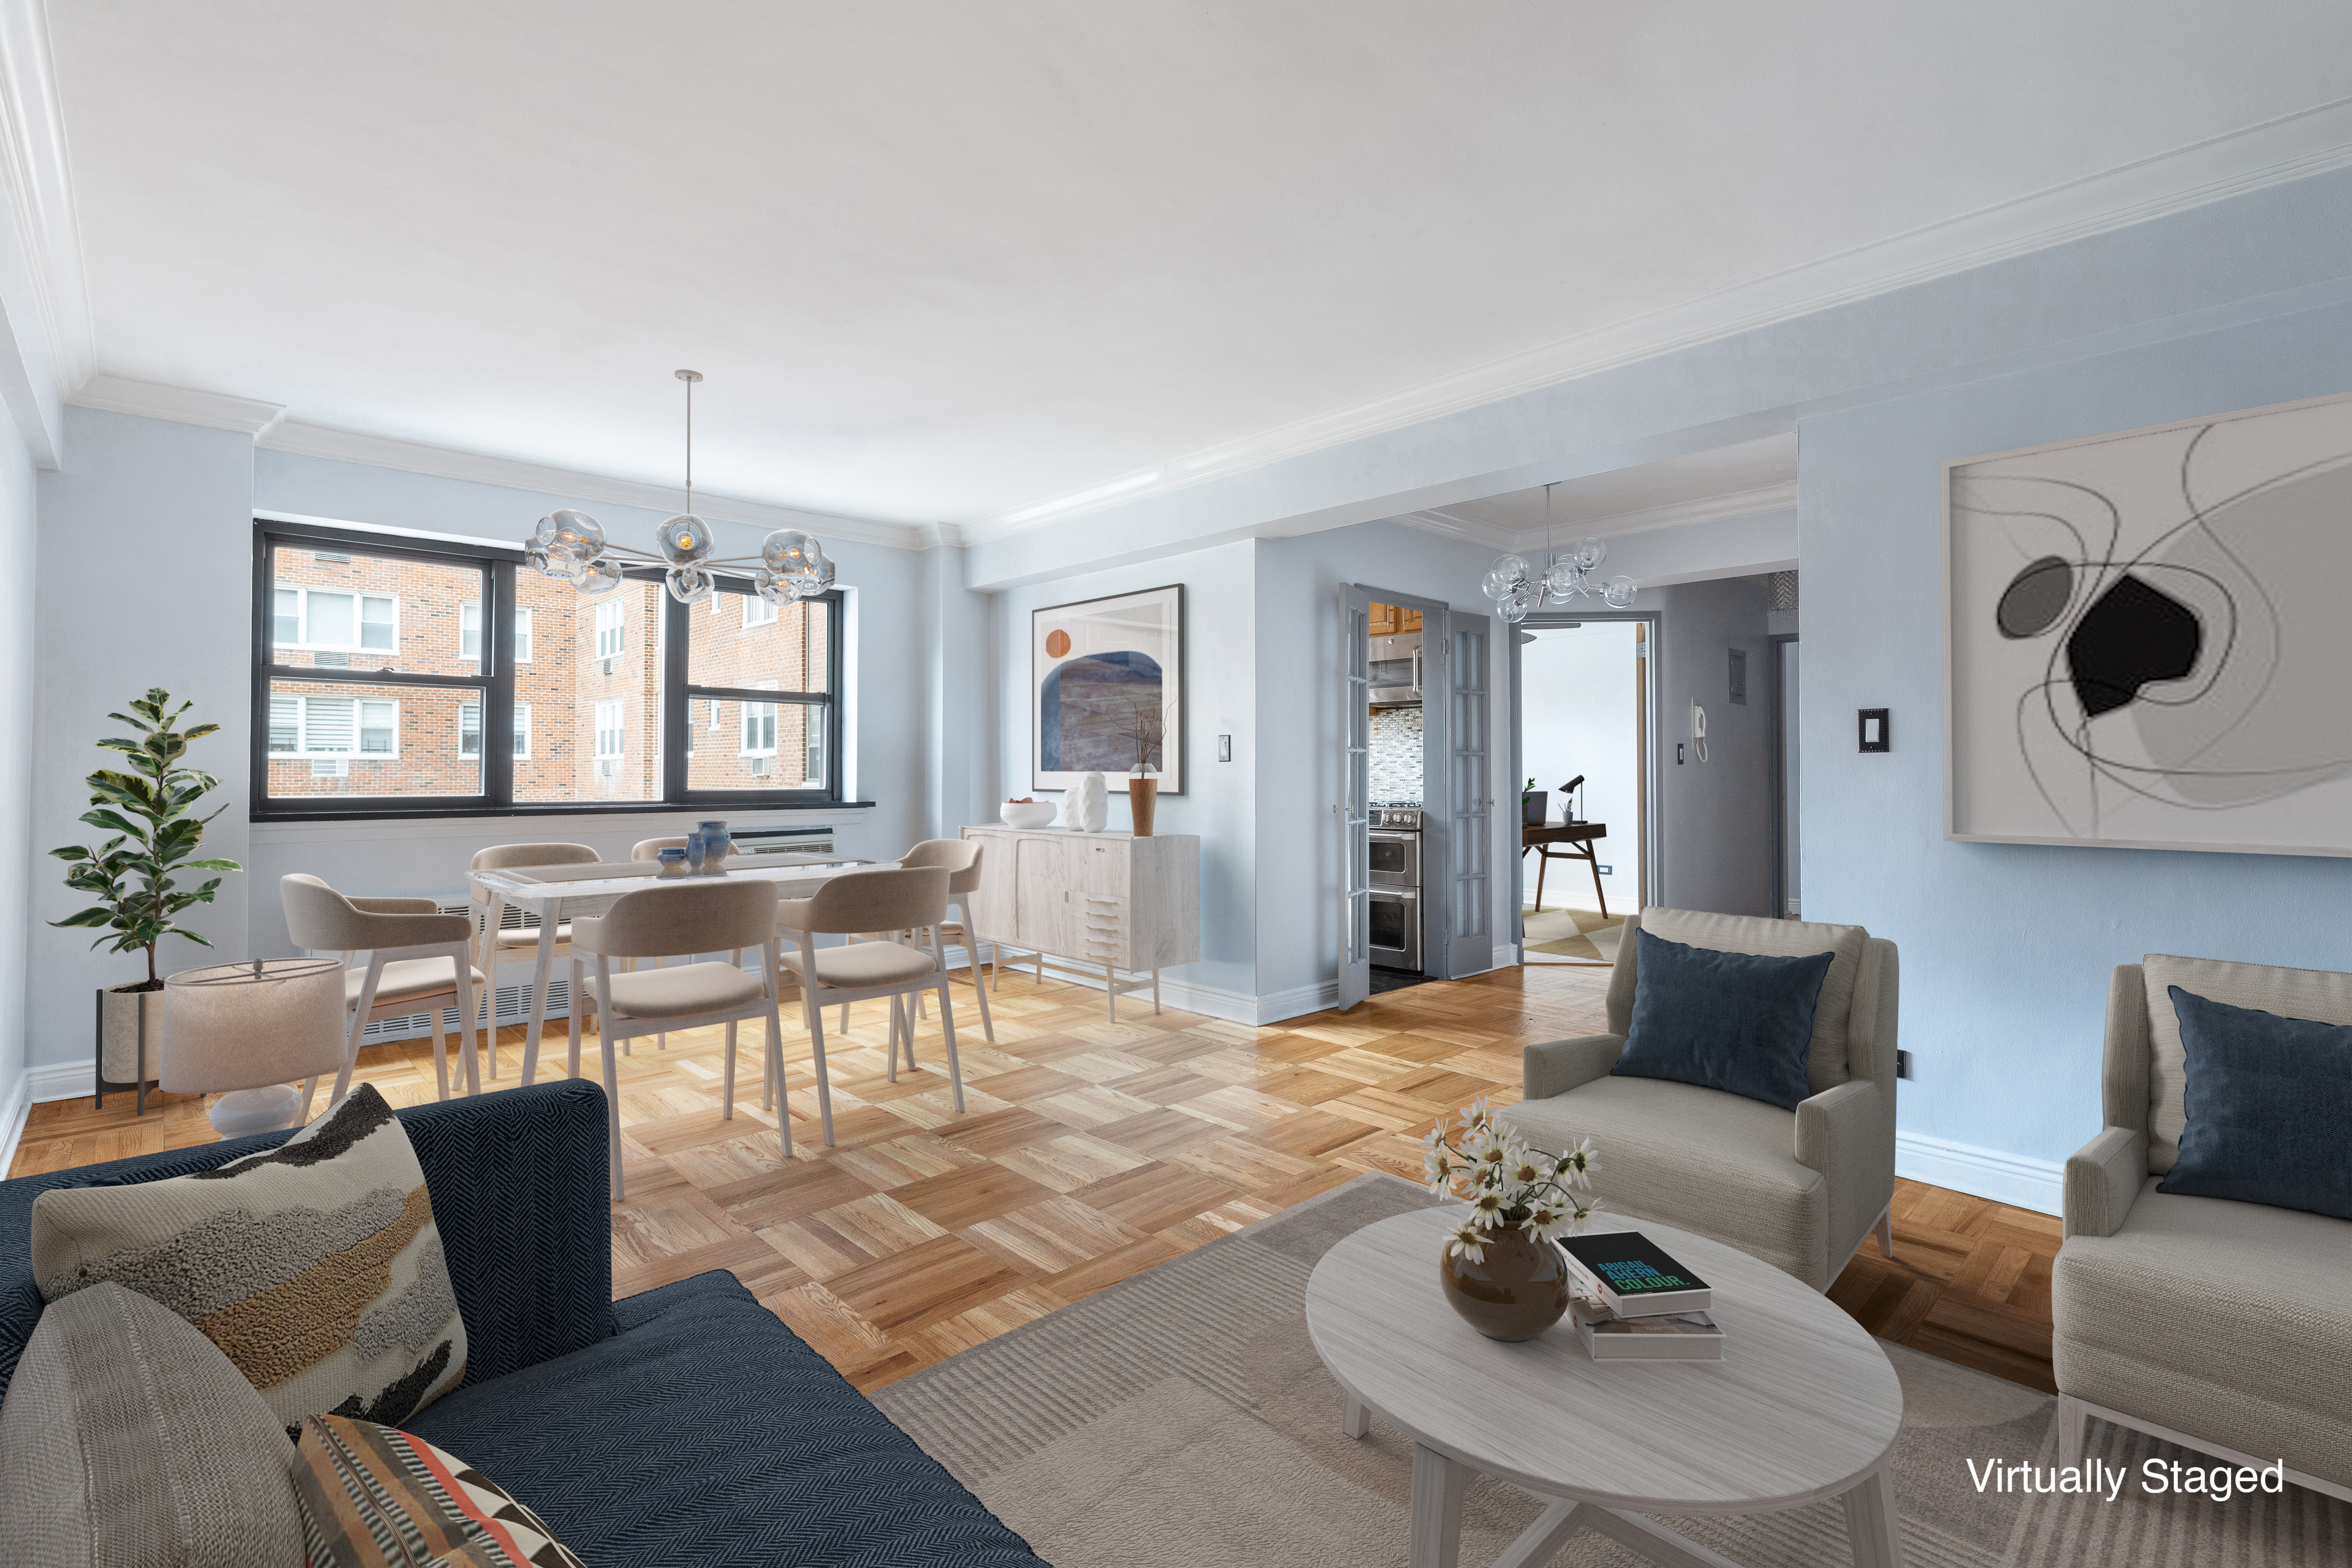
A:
[[874, 1174, 2350, 1566]]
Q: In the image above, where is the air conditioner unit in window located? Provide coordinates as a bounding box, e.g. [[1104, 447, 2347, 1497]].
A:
[[311, 758, 347, 778], [597, 758, 620, 777], [749, 757, 770, 776], [599, 657, 615, 675]]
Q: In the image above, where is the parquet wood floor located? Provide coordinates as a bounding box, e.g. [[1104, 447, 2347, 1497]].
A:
[[8, 964, 2058, 1394]]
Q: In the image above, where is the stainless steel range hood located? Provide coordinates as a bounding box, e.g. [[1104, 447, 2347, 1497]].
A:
[[1369, 631, 1423, 707]]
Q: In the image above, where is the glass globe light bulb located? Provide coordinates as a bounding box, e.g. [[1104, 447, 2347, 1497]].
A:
[[525, 544, 556, 577], [1602, 575, 1638, 609], [547, 508, 605, 560], [1544, 558, 1585, 601], [1499, 593, 1530, 624], [1573, 536, 1608, 572], [1490, 552, 1530, 586], [576, 557, 626, 596], [1481, 566, 1519, 601], [658, 512, 714, 567], [665, 565, 714, 605], [530, 514, 560, 548], [761, 529, 815, 574]]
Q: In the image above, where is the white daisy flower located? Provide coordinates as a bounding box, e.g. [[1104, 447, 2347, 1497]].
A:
[[1504, 1148, 1546, 1187], [1445, 1223, 1487, 1263], [1523, 1201, 1564, 1237], [1421, 1147, 1455, 1194], [1467, 1188, 1508, 1228], [1456, 1095, 1494, 1134]]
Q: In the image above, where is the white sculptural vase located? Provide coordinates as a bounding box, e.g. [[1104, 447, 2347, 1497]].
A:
[[1067, 771, 1109, 833]]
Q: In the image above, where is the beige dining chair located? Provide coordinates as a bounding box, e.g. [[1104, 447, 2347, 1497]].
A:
[[281, 873, 484, 1107], [777, 866, 961, 1147], [566, 879, 786, 1199], [470, 842, 600, 1077], [825, 840, 997, 1050]]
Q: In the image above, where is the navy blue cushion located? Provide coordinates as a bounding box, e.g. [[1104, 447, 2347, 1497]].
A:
[[408, 1270, 1049, 1567], [1, 1080, 615, 1404], [2157, 985, 2352, 1221], [1610, 928, 1834, 1111]]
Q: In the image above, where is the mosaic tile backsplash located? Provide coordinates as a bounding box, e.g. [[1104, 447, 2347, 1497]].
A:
[[1370, 706, 1423, 803]]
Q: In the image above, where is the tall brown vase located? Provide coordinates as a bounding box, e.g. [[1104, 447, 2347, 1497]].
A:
[[1129, 775, 1158, 837]]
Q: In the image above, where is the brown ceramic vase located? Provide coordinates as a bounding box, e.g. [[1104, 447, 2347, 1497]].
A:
[[1129, 776, 1158, 837], [1438, 1223, 1570, 1341]]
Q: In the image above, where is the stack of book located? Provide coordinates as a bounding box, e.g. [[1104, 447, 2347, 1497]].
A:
[[1557, 1232, 1723, 1361]]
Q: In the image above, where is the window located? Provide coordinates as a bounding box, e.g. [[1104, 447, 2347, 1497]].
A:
[[268, 695, 398, 756], [460, 603, 531, 663], [459, 702, 530, 758], [255, 522, 845, 817], [273, 587, 397, 652]]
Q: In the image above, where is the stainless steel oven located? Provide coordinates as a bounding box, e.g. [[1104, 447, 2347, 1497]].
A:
[[1369, 827, 1420, 890], [1368, 889, 1420, 971]]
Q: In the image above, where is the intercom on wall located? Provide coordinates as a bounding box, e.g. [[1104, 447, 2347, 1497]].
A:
[[1691, 700, 1709, 763]]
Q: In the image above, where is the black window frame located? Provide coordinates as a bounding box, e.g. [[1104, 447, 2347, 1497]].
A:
[[251, 519, 850, 821]]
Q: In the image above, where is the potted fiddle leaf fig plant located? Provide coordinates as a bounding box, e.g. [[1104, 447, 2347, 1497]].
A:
[[50, 688, 242, 1105]]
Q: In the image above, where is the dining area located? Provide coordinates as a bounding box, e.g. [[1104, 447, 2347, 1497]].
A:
[[247, 824, 1000, 1199]]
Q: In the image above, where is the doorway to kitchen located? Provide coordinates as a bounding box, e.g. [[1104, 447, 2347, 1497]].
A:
[[1337, 586, 1490, 1009], [1512, 613, 1655, 966]]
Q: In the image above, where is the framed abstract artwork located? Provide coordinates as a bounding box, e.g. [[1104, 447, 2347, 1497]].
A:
[[1945, 389, 2352, 857], [1032, 584, 1183, 795]]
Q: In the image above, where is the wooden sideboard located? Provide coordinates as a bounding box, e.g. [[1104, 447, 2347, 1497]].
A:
[[959, 826, 1200, 1020]]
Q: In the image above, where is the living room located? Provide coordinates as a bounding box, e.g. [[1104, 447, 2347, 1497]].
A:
[[2, 5, 2349, 1565]]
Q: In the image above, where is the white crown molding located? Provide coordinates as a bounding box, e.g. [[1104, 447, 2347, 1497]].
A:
[[1392, 508, 1514, 551], [1393, 480, 1796, 554], [964, 94, 2352, 545], [256, 417, 927, 551], [0, 0, 92, 466], [70, 371, 287, 434]]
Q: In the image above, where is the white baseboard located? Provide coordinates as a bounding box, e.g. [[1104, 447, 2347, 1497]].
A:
[[0, 1069, 29, 1177], [1896, 1130, 2064, 1216], [1491, 944, 1521, 971], [1253, 978, 1340, 1025], [29, 1060, 94, 1103]]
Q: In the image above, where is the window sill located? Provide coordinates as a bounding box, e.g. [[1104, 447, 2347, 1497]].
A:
[[250, 799, 875, 824]]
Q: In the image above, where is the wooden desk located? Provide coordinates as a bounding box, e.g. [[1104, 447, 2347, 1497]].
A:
[[1521, 821, 1607, 916]]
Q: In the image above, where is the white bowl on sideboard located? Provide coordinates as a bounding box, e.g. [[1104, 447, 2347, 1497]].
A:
[[1000, 801, 1059, 829]]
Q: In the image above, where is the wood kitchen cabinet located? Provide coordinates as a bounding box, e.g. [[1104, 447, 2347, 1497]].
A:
[[1367, 602, 1423, 636], [960, 827, 1201, 1020]]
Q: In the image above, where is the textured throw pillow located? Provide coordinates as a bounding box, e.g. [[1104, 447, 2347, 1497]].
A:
[[1611, 928, 1836, 1111], [0, 1282, 306, 1568], [30, 1084, 467, 1438], [1636, 907, 1867, 1093], [2156, 985, 2352, 1220], [292, 1415, 584, 1568]]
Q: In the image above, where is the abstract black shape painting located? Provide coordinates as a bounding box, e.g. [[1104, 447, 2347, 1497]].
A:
[[1948, 390, 2352, 855]]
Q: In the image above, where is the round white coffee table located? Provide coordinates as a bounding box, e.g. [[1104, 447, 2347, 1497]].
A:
[[1305, 1208, 1905, 1568]]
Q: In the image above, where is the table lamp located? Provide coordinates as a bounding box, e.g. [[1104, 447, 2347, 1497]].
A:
[[162, 957, 349, 1136]]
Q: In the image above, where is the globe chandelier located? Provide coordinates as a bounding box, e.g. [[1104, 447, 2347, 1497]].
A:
[[525, 369, 837, 606], [1481, 482, 1637, 622]]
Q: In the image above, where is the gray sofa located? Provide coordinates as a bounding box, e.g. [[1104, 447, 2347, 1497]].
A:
[[2054, 956, 2352, 1501], [1514, 907, 1899, 1291]]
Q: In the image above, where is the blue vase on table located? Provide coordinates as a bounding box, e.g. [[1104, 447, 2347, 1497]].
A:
[[697, 819, 731, 873], [684, 831, 708, 875]]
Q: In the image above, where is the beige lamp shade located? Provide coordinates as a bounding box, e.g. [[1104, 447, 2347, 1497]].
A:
[[162, 958, 348, 1094]]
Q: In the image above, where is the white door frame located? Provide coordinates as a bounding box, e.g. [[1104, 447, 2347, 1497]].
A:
[[1507, 608, 1664, 954]]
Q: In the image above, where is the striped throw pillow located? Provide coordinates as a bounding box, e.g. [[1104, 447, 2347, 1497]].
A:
[[29, 1084, 467, 1438], [292, 1414, 585, 1568]]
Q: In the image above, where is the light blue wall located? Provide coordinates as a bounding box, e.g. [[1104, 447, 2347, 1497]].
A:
[[995, 541, 1260, 1008], [1800, 294, 2352, 1172], [0, 431, 35, 1098], [33, 409, 257, 1074]]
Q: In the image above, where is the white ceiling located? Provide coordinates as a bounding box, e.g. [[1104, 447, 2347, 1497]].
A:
[[47, 2, 2352, 527]]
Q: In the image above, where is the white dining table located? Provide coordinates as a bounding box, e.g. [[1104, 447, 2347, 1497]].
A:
[[467, 857, 877, 1086]]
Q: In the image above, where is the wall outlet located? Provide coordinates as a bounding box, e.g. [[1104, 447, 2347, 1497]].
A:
[[1895, 1049, 1913, 1080], [1595, 864, 1612, 876], [1217, 733, 1232, 762], [1676, 743, 1686, 764]]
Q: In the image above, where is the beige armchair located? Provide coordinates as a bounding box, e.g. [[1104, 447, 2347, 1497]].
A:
[[1513, 907, 1899, 1291], [281, 874, 484, 1106], [2054, 957, 2352, 1501]]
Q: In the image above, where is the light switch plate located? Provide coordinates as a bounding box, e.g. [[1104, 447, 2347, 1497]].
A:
[[1896, 1049, 1913, 1080], [1858, 708, 1890, 752], [1217, 734, 1231, 762]]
